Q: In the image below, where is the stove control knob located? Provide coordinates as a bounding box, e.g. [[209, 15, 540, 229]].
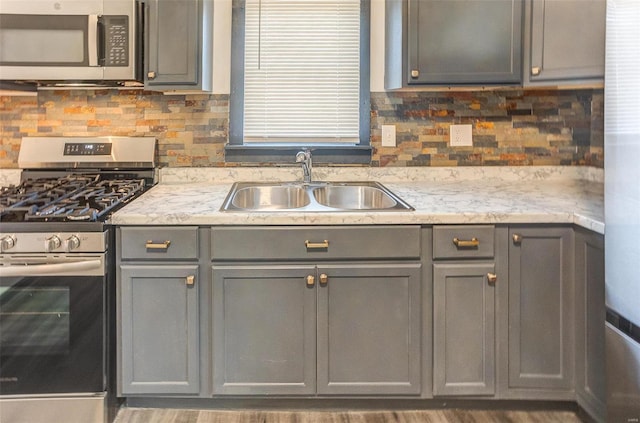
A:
[[0, 235, 16, 252], [66, 235, 81, 251], [45, 235, 62, 252]]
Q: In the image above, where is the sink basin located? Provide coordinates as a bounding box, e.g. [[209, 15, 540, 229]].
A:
[[230, 185, 310, 210], [220, 181, 413, 212], [312, 185, 397, 210]]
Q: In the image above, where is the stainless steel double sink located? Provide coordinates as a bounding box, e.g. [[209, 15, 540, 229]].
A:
[[220, 181, 414, 212]]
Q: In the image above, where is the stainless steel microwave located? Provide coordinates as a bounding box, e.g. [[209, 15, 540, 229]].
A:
[[0, 0, 142, 86]]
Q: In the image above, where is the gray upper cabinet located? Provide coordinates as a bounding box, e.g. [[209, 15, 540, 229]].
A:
[[316, 263, 422, 395], [386, 0, 523, 88], [523, 0, 605, 86], [120, 264, 200, 395], [575, 229, 606, 422], [508, 227, 574, 397], [145, 0, 213, 90]]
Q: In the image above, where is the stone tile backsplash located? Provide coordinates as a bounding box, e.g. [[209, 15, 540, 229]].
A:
[[0, 88, 603, 169]]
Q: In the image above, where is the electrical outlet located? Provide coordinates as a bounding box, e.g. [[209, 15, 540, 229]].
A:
[[381, 125, 396, 147], [450, 124, 473, 147]]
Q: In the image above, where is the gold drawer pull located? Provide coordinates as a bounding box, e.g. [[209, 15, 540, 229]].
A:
[[453, 237, 479, 248], [487, 273, 497, 285], [305, 240, 329, 250], [145, 240, 171, 251], [186, 275, 195, 286]]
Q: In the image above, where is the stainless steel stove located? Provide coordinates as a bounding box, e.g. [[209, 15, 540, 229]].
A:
[[0, 136, 155, 423]]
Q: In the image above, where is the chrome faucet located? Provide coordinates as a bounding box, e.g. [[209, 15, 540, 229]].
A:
[[295, 149, 313, 183]]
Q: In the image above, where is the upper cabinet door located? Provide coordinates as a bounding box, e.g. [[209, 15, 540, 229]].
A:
[[524, 0, 605, 85], [407, 0, 523, 85], [145, 0, 213, 90]]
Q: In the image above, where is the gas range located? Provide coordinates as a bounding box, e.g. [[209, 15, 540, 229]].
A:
[[0, 136, 155, 423]]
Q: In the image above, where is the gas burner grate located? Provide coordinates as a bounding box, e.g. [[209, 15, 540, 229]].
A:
[[1, 175, 147, 222]]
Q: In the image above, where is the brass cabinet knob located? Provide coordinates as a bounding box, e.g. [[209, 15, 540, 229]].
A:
[[147, 71, 156, 79], [186, 275, 195, 286], [411, 69, 420, 78], [306, 275, 315, 287], [487, 273, 497, 285], [319, 273, 328, 285], [531, 66, 541, 76], [512, 234, 523, 245]]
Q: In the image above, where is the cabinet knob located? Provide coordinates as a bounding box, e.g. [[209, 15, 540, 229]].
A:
[[531, 66, 541, 76], [319, 273, 328, 285], [147, 71, 156, 80], [306, 275, 315, 287], [186, 275, 195, 286], [487, 273, 497, 285], [411, 69, 420, 78], [512, 234, 523, 245]]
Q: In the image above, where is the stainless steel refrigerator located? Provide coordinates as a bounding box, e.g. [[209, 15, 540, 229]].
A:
[[605, 0, 640, 421]]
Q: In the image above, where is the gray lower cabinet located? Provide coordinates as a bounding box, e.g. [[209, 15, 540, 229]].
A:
[[212, 262, 422, 396], [431, 225, 499, 397], [316, 263, 422, 395], [508, 227, 574, 395], [211, 265, 317, 396], [575, 229, 606, 422], [433, 263, 496, 396], [144, 0, 212, 90], [523, 0, 605, 86], [120, 264, 200, 395]]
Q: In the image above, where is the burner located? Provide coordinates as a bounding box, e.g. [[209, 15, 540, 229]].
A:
[[1, 175, 148, 223]]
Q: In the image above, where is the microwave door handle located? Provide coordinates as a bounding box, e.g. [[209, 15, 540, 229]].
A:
[[88, 14, 99, 67], [0, 259, 102, 277]]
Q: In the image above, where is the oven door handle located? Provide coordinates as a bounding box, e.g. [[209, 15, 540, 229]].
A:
[[0, 259, 103, 277]]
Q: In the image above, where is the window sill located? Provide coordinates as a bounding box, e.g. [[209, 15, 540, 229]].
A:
[[224, 144, 372, 164]]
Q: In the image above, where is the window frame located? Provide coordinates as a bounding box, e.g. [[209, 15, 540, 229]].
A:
[[226, 0, 371, 164]]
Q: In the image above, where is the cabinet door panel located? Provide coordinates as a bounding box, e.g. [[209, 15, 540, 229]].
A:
[[527, 0, 605, 83], [433, 263, 496, 396], [120, 265, 200, 395], [575, 230, 605, 421], [408, 0, 522, 84], [146, 0, 199, 86], [212, 265, 316, 395], [316, 263, 421, 395], [508, 227, 574, 391]]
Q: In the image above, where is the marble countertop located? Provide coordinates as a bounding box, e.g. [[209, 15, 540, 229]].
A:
[[110, 166, 604, 234]]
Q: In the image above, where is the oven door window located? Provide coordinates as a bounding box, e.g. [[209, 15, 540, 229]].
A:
[[0, 276, 104, 395], [1, 286, 71, 355]]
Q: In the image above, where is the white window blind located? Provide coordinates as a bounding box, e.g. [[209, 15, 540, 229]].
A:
[[243, 0, 361, 143], [605, 0, 640, 135]]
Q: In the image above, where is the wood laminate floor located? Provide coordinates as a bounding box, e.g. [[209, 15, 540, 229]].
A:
[[114, 408, 583, 423]]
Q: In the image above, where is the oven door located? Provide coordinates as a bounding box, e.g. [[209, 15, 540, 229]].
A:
[[0, 254, 106, 395]]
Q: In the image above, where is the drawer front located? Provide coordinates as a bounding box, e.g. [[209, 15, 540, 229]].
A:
[[211, 226, 421, 260], [433, 225, 495, 259], [120, 227, 199, 260]]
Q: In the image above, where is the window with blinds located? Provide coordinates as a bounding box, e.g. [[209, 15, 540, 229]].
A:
[[242, 0, 361, 144]]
